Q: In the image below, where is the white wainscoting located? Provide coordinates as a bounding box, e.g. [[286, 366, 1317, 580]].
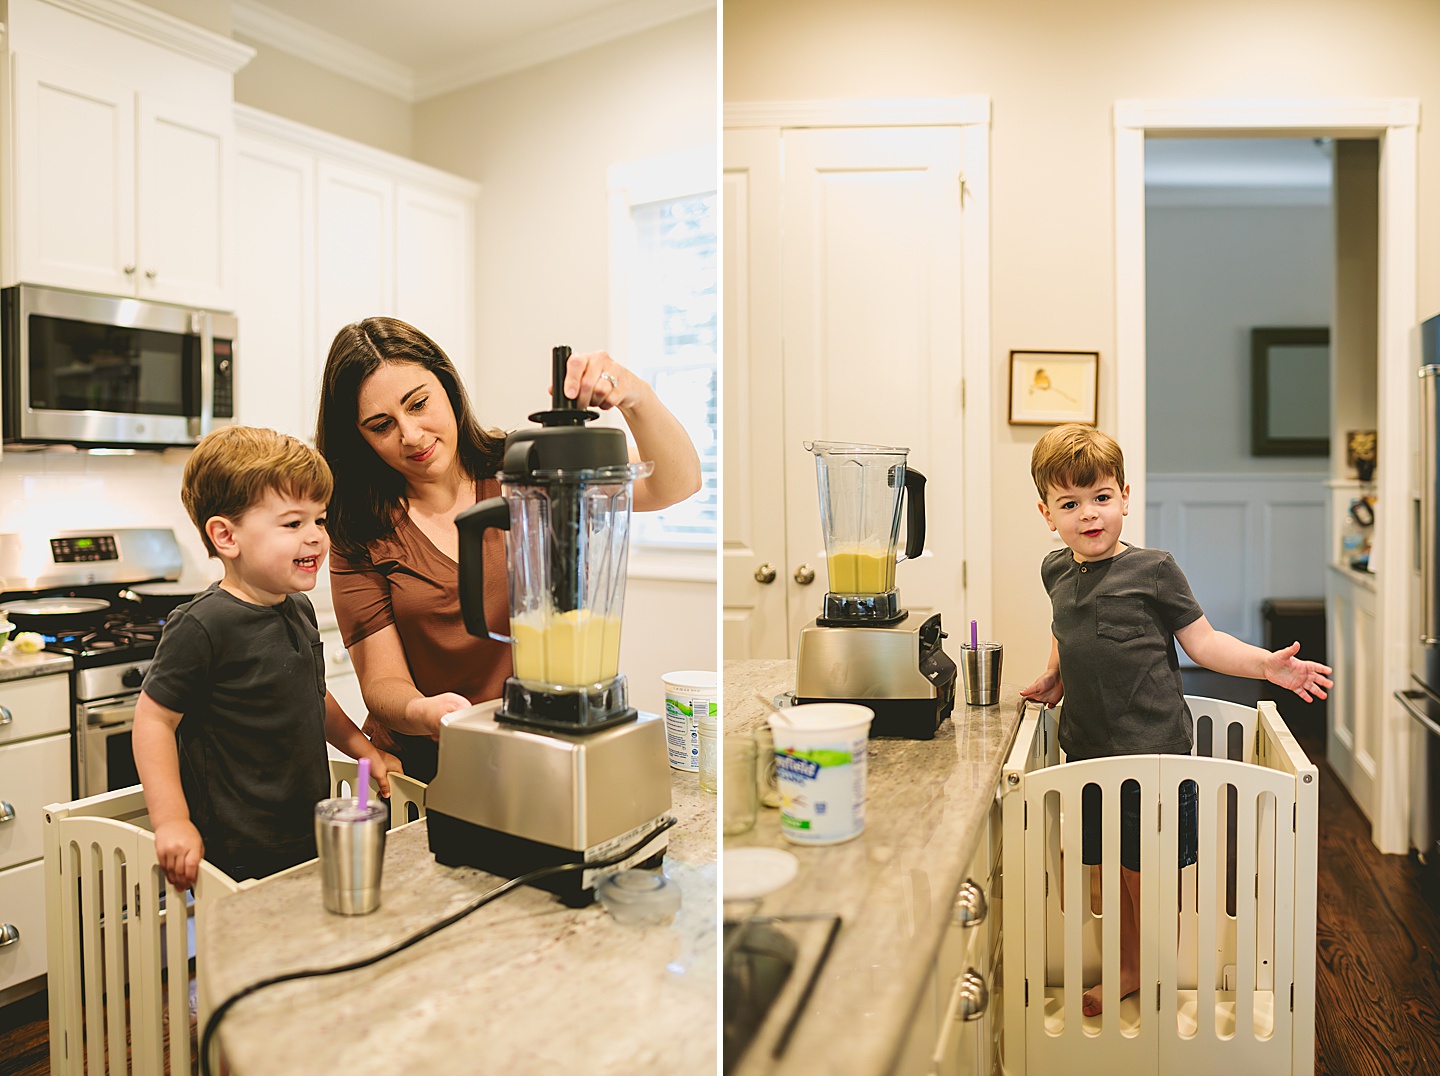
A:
[[1144, 473, 1327, 646]]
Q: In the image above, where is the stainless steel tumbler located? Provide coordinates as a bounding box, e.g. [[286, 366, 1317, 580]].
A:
[[315, 798, 388, 915], [961, 642, 1003, 707]]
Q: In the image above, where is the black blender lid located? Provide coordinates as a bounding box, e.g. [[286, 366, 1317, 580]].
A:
[[500, 346, 629, 478]]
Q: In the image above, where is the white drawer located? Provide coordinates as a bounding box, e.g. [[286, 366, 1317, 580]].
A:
[[0, 674, 70, 745], [0, 734, 72, 871], [0, 858, 47, 992]]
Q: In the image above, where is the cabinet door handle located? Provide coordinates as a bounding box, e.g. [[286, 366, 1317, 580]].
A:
[[0, 923, 18, 948], [794, 564, 816, 586], [955, 968, 988, 1021], [0, 802, 14, 824], [754, 563, 777, 584], [953, 878, 987, 927], [0, 705, 11, 726], [123, 264, 136, 275], [144, 268, 157, 280]]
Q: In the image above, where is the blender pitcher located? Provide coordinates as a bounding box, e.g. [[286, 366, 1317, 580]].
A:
[[806, 440, 926, 625], [457, 346, 653, 731]]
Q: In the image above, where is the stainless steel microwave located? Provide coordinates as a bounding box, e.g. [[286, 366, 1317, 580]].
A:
[[1, 284, 235, 448]]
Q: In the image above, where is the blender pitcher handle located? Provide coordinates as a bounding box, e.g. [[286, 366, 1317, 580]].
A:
[[902, 468, 927, 560], [458, 496, 513, 643]]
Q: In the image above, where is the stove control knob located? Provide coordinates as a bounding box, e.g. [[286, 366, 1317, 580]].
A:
[[121, 667, 145, 689]]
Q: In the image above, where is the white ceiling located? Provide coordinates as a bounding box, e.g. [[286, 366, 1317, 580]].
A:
[[233, 0, 714, 102]]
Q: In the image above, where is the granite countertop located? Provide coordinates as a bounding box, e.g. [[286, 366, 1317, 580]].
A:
[[0, 649, 73, 683], [724, 659, 1025, 1076], [202, 768, 716, 1075]]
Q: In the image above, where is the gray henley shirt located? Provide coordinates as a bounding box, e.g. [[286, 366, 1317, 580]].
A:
[[1041, 543, 1204, 757]]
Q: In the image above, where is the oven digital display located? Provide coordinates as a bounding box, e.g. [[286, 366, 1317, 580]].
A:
[[51, 535, 119, 562]]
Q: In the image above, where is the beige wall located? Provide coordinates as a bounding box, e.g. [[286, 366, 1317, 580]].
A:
[[413, 11, 719, 711], [726, 0, 1440, 679], [232, 38, 413, 157]]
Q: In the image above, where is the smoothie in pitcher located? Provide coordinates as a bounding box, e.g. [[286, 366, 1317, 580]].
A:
[[511, 609, 623, 685], [826, 546, 895, 594]]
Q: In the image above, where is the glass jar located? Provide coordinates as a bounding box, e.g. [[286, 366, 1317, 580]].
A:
[[698, 708, 719, 792], [723, 736, 758, 834]]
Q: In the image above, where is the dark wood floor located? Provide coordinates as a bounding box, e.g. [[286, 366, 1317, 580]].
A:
[[5, 675, 1438, 1074]]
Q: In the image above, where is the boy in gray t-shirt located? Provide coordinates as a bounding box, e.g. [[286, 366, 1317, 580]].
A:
[[133, 427, 401, 887], [1020, 423, 1331, 1016]]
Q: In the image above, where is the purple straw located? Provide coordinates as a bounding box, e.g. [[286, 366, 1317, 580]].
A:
[[356, 757, 370, 812], [971, 619, 978, 651]]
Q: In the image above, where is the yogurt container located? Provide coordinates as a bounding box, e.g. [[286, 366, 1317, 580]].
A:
[[769, 703, 874, 844], [662, 670, 717, 771]]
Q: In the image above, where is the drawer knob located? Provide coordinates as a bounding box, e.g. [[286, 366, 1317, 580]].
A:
[[0, 801, 13, 824], [953, 878, 987, 927], [955, 968, 988, 1021], [0, 705, 11, 726], [0, 923, 18, 948]]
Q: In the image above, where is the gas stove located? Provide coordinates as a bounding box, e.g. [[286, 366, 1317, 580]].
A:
[[0, 527, 189, 797]]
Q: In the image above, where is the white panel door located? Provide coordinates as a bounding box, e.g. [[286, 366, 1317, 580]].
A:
[[13, 53, 135, 296], [781, 127, 967, 644], [395, 184, 473, 379], [317, 161, 395, 342], [235, 135, 315, 439], [137, 93, 232, 309], [721, 128, 788, 659]]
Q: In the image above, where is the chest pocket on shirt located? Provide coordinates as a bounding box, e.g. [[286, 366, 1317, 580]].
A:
[[1096, 596, 1149, 643], [311, 641, 326, 697]]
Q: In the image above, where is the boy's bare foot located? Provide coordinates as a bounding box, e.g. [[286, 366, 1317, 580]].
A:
[[1081, 979, 1140, 1015]]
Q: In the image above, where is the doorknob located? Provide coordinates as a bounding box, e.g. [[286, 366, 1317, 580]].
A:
[[754, 563, 777, 584], [794, 564, 816, 585]]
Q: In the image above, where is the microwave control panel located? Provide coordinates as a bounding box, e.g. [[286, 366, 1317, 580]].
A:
[[51, 536, 119, 563]]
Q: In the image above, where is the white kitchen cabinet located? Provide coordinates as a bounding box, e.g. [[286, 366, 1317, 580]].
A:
[[235, 136, 316, 441], [0, 670, 71, 1002], [5, 0, 245, 310], [895, 794, 1001, 1075], [234, 106, 478, 441]]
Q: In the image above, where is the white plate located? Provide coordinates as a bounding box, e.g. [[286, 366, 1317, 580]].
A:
[[723, 847, 799, 901]]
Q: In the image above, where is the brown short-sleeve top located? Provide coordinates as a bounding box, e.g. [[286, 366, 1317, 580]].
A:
[[330, 478, 511, 781]]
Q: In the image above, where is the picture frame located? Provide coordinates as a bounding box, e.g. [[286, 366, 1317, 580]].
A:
[[1250, 327, 1330, 457], [1008, 350, 1099, 426]]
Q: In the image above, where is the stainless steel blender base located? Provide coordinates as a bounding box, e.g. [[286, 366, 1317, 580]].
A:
[[426, 699, 673, 898], [795, 613, 957, 739]]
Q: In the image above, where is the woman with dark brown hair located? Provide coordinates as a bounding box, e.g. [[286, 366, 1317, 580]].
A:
[[316, 318, 701, 781]]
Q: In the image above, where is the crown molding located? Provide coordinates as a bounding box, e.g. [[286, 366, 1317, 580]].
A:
[[724, 97, 991, 129], [414, 0, 714, 100], [235, 104, 479, 198], [232, 0, 416, 101], [41, 0, 254, 72], [233, 0, 712, 104]]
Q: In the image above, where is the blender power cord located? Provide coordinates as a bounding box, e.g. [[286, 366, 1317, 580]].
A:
[[199, 815, 678, 1076]]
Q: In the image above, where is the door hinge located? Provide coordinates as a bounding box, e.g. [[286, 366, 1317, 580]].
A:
[[1156, 982, 1161, 1012], [1290, 983, 1295, 1011], [1158, 801, 1162, 832], [1044, 871, 1049, 897], [959, 172, 967, 207], [960, 377, 966, 410], [1025, 978, 1029, 1006], [962, 561, 968, 590], [1293, 803, 1297, 832], [1024, 801, 1028, 830]]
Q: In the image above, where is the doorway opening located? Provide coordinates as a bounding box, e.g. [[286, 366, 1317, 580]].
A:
[[1143, 136, 1357, 757]]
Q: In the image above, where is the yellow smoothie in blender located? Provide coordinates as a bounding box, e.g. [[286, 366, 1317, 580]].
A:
[[510, 609, 623, 686], [826, 546, 896, 594]]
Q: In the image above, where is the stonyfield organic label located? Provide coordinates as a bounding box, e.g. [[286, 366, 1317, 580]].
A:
[[775, 740, 866, 842]]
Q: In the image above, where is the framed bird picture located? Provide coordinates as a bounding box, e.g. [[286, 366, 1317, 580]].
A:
[[1008, 350, 1099, 425]]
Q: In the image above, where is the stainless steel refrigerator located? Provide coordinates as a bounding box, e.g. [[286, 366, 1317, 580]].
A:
[[1400, 312, 1440, 904]]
